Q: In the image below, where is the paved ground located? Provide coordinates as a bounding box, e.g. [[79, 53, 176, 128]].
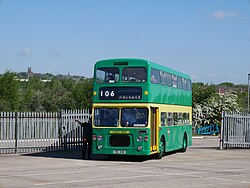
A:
[[0, 136, 250, 188]]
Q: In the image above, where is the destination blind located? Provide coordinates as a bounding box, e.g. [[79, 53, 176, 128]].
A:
[[99, 87, 142, 100]]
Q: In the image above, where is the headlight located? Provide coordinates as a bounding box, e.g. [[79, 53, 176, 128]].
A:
[[137, 136, 143, 142], [97, 145, 102, 150], [137, 146, 142, 151]]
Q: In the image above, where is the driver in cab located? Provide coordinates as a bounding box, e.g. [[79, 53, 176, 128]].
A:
[[122, 109, 137, 127]]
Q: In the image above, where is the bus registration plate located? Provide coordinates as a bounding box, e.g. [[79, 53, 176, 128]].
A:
[[113, 150, 126, 154]]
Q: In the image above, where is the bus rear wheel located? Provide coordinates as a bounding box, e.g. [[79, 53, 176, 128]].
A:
[[180, 134, 187, 152]]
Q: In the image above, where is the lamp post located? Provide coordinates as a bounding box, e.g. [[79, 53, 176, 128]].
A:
[[248, 74, 250, 113]]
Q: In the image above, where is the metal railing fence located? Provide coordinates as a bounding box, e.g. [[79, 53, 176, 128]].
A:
[[0, 109, 90, 154], [220, 111, 250, 149]]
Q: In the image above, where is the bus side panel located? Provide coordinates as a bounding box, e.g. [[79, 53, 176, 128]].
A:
[[149, 84, 191, 106], [187, 124, 193, 146], [162, 124, 192, 152]]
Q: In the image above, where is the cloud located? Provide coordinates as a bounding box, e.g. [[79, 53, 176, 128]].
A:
[[49, 50, 61, 56], [227, 11, 240, 18], [18, 48, 32, 56], [206, 73, 219, 78], [211, 10, 225, 19], [211, 10, 239, 20], [191, 75, 198, 82]]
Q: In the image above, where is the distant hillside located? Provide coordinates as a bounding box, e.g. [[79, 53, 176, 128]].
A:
[[0, 67, 87, 82], [0, 70, 93, 112]]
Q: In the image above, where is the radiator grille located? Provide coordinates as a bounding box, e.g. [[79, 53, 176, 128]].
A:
[[110, 135, 130, 147]]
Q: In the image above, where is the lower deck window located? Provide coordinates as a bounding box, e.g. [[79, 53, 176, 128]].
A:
[[161, 112, 189, 126]]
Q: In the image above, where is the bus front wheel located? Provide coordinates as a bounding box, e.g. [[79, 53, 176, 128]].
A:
[[155, 137, 165, 159]]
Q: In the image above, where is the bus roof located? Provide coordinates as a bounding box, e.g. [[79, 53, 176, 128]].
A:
[[94, 58, 191, 80]]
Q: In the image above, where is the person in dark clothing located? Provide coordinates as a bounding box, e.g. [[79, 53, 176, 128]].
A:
[[76, 119, 92, 159]]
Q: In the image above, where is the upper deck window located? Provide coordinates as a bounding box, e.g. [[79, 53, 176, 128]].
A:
[[160, 71, 167, 86], [151, 69, 160, 84], [172, 75, 177, 88], [167, 73, 172, 87], [177, 76, 183, 89], [122, 67, 147, 83], [187, 79, 192, 91], [182, 78, 187, 90], [96, 68, 119, 83]]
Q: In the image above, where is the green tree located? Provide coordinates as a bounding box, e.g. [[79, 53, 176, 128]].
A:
[[208, 92, 241, 122], [192, 83, 216, 106], [0, 71, 20, 111], [42, 93, 59, 111], [20, 77, 45, 111], [1, 71, 94, 112], [82, 78, 93, 109], [62, 78, 75, 91], [193, 91, 241, 127], [218, 82, 234, 87], [237, 90, 248, 111], [72, 78, 93, 109], [58, 93, 76, 110]]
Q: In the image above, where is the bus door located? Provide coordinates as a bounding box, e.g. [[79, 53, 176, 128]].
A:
[[150, 107, 158, 152]]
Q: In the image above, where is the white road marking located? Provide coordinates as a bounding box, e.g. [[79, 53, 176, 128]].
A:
[[34, 174, 164, 186], [33, 171, 250, 187], [0, 168, 118, 178], [207, 177, 250, 184]]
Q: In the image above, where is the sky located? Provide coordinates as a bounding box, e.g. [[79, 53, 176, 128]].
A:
[[0, 0, 250, 84]]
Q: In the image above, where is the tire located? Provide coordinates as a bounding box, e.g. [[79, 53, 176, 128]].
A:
[[155, 137, 165, 159], [180, 134, 187, 152]]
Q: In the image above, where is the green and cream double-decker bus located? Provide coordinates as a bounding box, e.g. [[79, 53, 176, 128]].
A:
[[91, 58, 192, 159]]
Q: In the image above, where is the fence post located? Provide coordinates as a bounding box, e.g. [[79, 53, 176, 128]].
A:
[[58, 110, 62, 151], [219, 111, 224, 150], [14, 112, 18, 153]]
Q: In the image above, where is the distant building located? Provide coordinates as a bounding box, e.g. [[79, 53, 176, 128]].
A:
[[27, 67, 33, 78], [217, 86, 246, 94], [17, 78, 29, 82], [14, 67, 86, 82]]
